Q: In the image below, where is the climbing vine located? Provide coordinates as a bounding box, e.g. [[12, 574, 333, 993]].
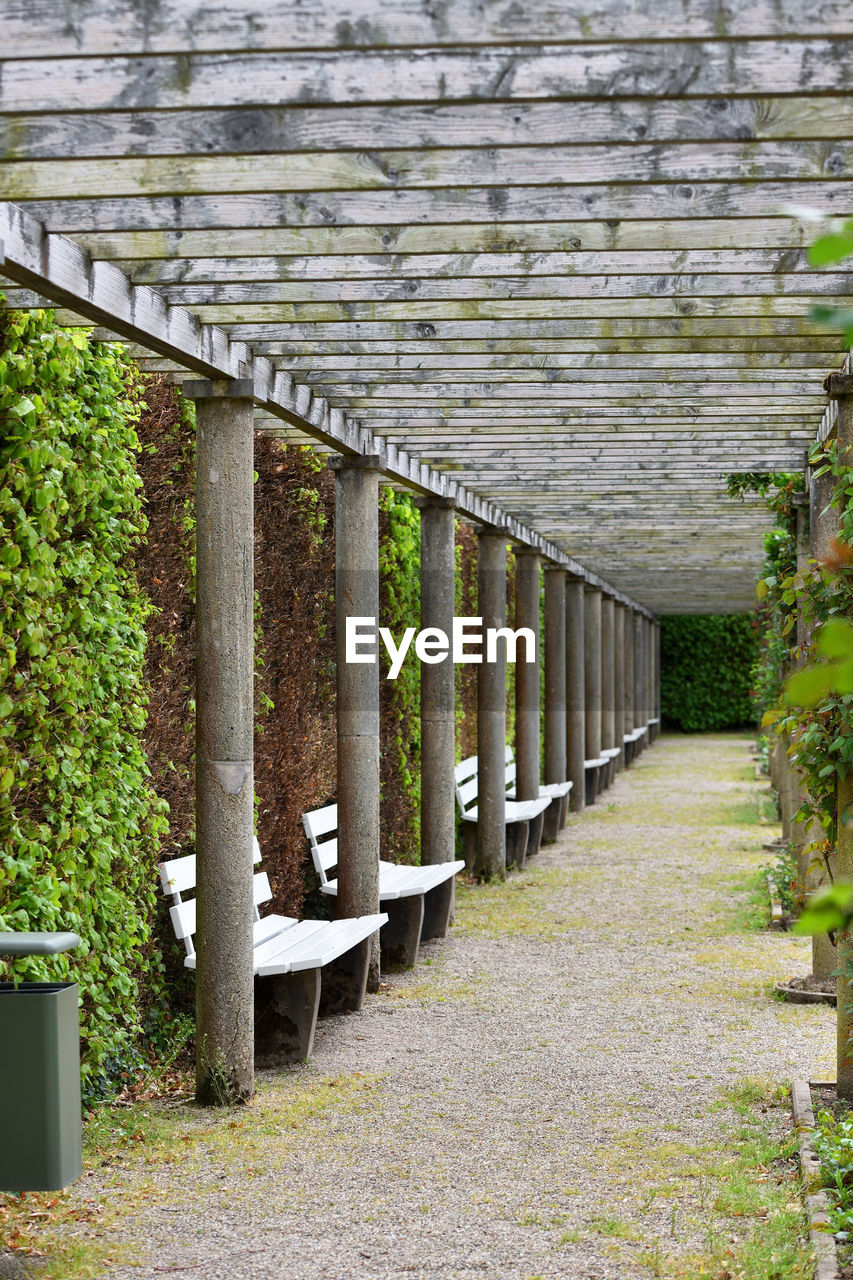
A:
[[0, 304, 168, 1099], [775, 439, 853, 846], [378, 488, 421, 859]]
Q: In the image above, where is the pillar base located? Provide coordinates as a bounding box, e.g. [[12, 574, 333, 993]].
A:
[[381, 895, 425, 968], [254, 969, 320, 1065], [526, 811, 545, 857], [541, 798, 562, 844], [506, 821, 529, 870], [421, 877, 454, 941], [320, 939, 370, 1015]]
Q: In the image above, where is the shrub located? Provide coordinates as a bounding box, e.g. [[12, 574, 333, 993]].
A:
[[660, 614, 758, 732]]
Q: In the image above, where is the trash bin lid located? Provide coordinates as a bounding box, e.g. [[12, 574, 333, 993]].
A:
[[0, 932, 82, 956]]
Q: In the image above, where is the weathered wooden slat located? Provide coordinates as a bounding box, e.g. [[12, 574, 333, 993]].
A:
[[216, 318, 840, 341], [325, 383, 826, 402], [300, 366, 830, 383], [4, 42, 853, 114], [66, 299, 838, 325], [5, 292, 841, 324], [6, 97, 853, 162], [6, 141, 853, 201], [19, 183, 853, 230], [117, 249, 819, 284], [6, 1, 852, 58], [80, 272, 853, 305], [140, 353, 834, 376], [246, 337, 844, 355], [63, 219, 819, 258]]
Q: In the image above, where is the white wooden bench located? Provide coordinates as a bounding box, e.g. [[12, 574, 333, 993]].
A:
[[454, 751, 550, 869], [623, 724, 648, 764], [584, 752, 609, 803], [302, 804, 465, 969], [600, 745, 622, 789], [159, 838, 387, 1063], [504, 744, 572, 843]]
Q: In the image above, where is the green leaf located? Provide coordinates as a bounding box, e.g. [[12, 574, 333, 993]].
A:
[[807, 228, 853, 268], [784, 665, 833, 707], [794, 883, 853, 937]]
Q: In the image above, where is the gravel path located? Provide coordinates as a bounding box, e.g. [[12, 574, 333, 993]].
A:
[[68, 734, 833, 1278]]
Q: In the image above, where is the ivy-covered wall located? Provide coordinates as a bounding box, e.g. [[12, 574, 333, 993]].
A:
[[660, 614, 759, 733], [0, 307, 168, 1100]]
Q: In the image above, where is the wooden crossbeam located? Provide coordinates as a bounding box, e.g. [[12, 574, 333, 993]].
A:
[[5, 97, 853, 162], [6, 0, 852, 57], [5, 142, 853, 201], [5, 41, 853, 113], [17, 181, 853, 230], [61, 219, 823, 258], [15, 271, 845, 304]]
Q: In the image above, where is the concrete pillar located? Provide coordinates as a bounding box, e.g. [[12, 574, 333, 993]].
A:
[[633, 612, 645, 741], [828, 375, 853, 1097], [624, 608, 635, 764], [613, 604, 625, 772], [584, 587, 602, 803], [514, 549, 541, 803], [186, 378, 256, 1106], [565, 578, 585, 811], [584, 588, 602, 762], [543, 566, 567, 838], [416, 498, 456, 869], [645, 617, 653, 731], [655, 621, 661, 720], [601, 597, 616, 767], [331, 455, 381, 990], [476, 529, 508, 880], [544, 567, 567, 789]]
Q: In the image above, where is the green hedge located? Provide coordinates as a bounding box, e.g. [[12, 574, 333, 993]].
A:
[[660, 615, 758, 732], [0, 307, 167, 1100]]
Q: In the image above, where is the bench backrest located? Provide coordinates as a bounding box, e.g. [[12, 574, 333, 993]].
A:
[[454, 747, 517, 817], [302, 803, 339, 887], [158, 837, 265, 961]]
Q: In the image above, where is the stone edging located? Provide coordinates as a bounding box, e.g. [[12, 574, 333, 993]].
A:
[[776, 983, 837, 1007], [767, 871, 784, 930], [791, 1079, 841, 1280]]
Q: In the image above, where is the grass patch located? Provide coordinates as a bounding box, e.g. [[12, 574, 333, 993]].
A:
[[577, 1079, 812, 1279], [454, 866, 579, 939]]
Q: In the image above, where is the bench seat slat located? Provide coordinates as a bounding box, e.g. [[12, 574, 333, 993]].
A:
[[507, 798, 550, 821], [538, 780, 573, 798], [584, 756, 608, 769], [256, 913, 389, 976]]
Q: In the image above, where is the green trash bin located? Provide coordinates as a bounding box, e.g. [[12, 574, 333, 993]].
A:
[[0, 931, 83, 1192]]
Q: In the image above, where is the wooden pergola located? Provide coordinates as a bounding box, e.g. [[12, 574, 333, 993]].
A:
[[2, 0, 851, 1099]]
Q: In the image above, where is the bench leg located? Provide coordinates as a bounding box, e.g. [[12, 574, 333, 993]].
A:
[[540, 798, 561, 845], [463, 821, 477, 873], [558, 792, 570, 829], [505, 820, 529, 870], [526, 810, 545, 857], [254, 969, 320, 1065], [381, 894, 425, 968], [421, 877, 454, 941], [319, 938, 370, 1016], [585, 770, 596, 806]]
